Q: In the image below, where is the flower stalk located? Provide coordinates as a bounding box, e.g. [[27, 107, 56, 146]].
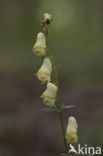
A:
[[33, 13, 79, 156], [45, 26, 68, 154]]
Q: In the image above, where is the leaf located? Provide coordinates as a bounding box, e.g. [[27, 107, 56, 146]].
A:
[[41, 104, 75, 112], [41, 105, 58, 112], [61, 104, 75, 109]]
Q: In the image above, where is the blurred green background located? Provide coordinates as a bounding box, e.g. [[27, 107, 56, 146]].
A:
[[0, 0, 103, 155]]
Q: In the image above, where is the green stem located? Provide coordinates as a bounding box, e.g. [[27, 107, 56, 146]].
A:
[[75, 143, 78, 156], [46, 27, 68, 155]]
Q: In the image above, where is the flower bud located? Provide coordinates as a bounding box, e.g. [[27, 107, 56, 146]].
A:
[[37, 58, 52, 83], [33, 32, 46, 57], [65, 116, 78, 144], [44, 13, 53, 25], [41, 82, 58, 107]]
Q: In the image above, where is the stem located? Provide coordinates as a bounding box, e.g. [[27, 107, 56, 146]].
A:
[[46, 27, 68, 155], [74, 143, 78, 156]]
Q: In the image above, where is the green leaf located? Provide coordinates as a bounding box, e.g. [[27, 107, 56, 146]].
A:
[[61, 104, 75, 109], [41, 105, 58, 112], [41, 104, 75, 112]]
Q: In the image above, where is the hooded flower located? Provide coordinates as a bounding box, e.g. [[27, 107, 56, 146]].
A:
[[43, 13, 53, 25], [65, 116, 78, 144], [33, 32, 46, 57], [37, 58, 52, 83], [41, 82, 58, 107]]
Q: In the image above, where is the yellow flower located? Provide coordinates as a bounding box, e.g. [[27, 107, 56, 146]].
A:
[[65, 116, 78, 144], [37, 58, 52, 83], [33, 32, 46, 57], [44, 13, 53, 25], [41, 82, 58, 107]]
